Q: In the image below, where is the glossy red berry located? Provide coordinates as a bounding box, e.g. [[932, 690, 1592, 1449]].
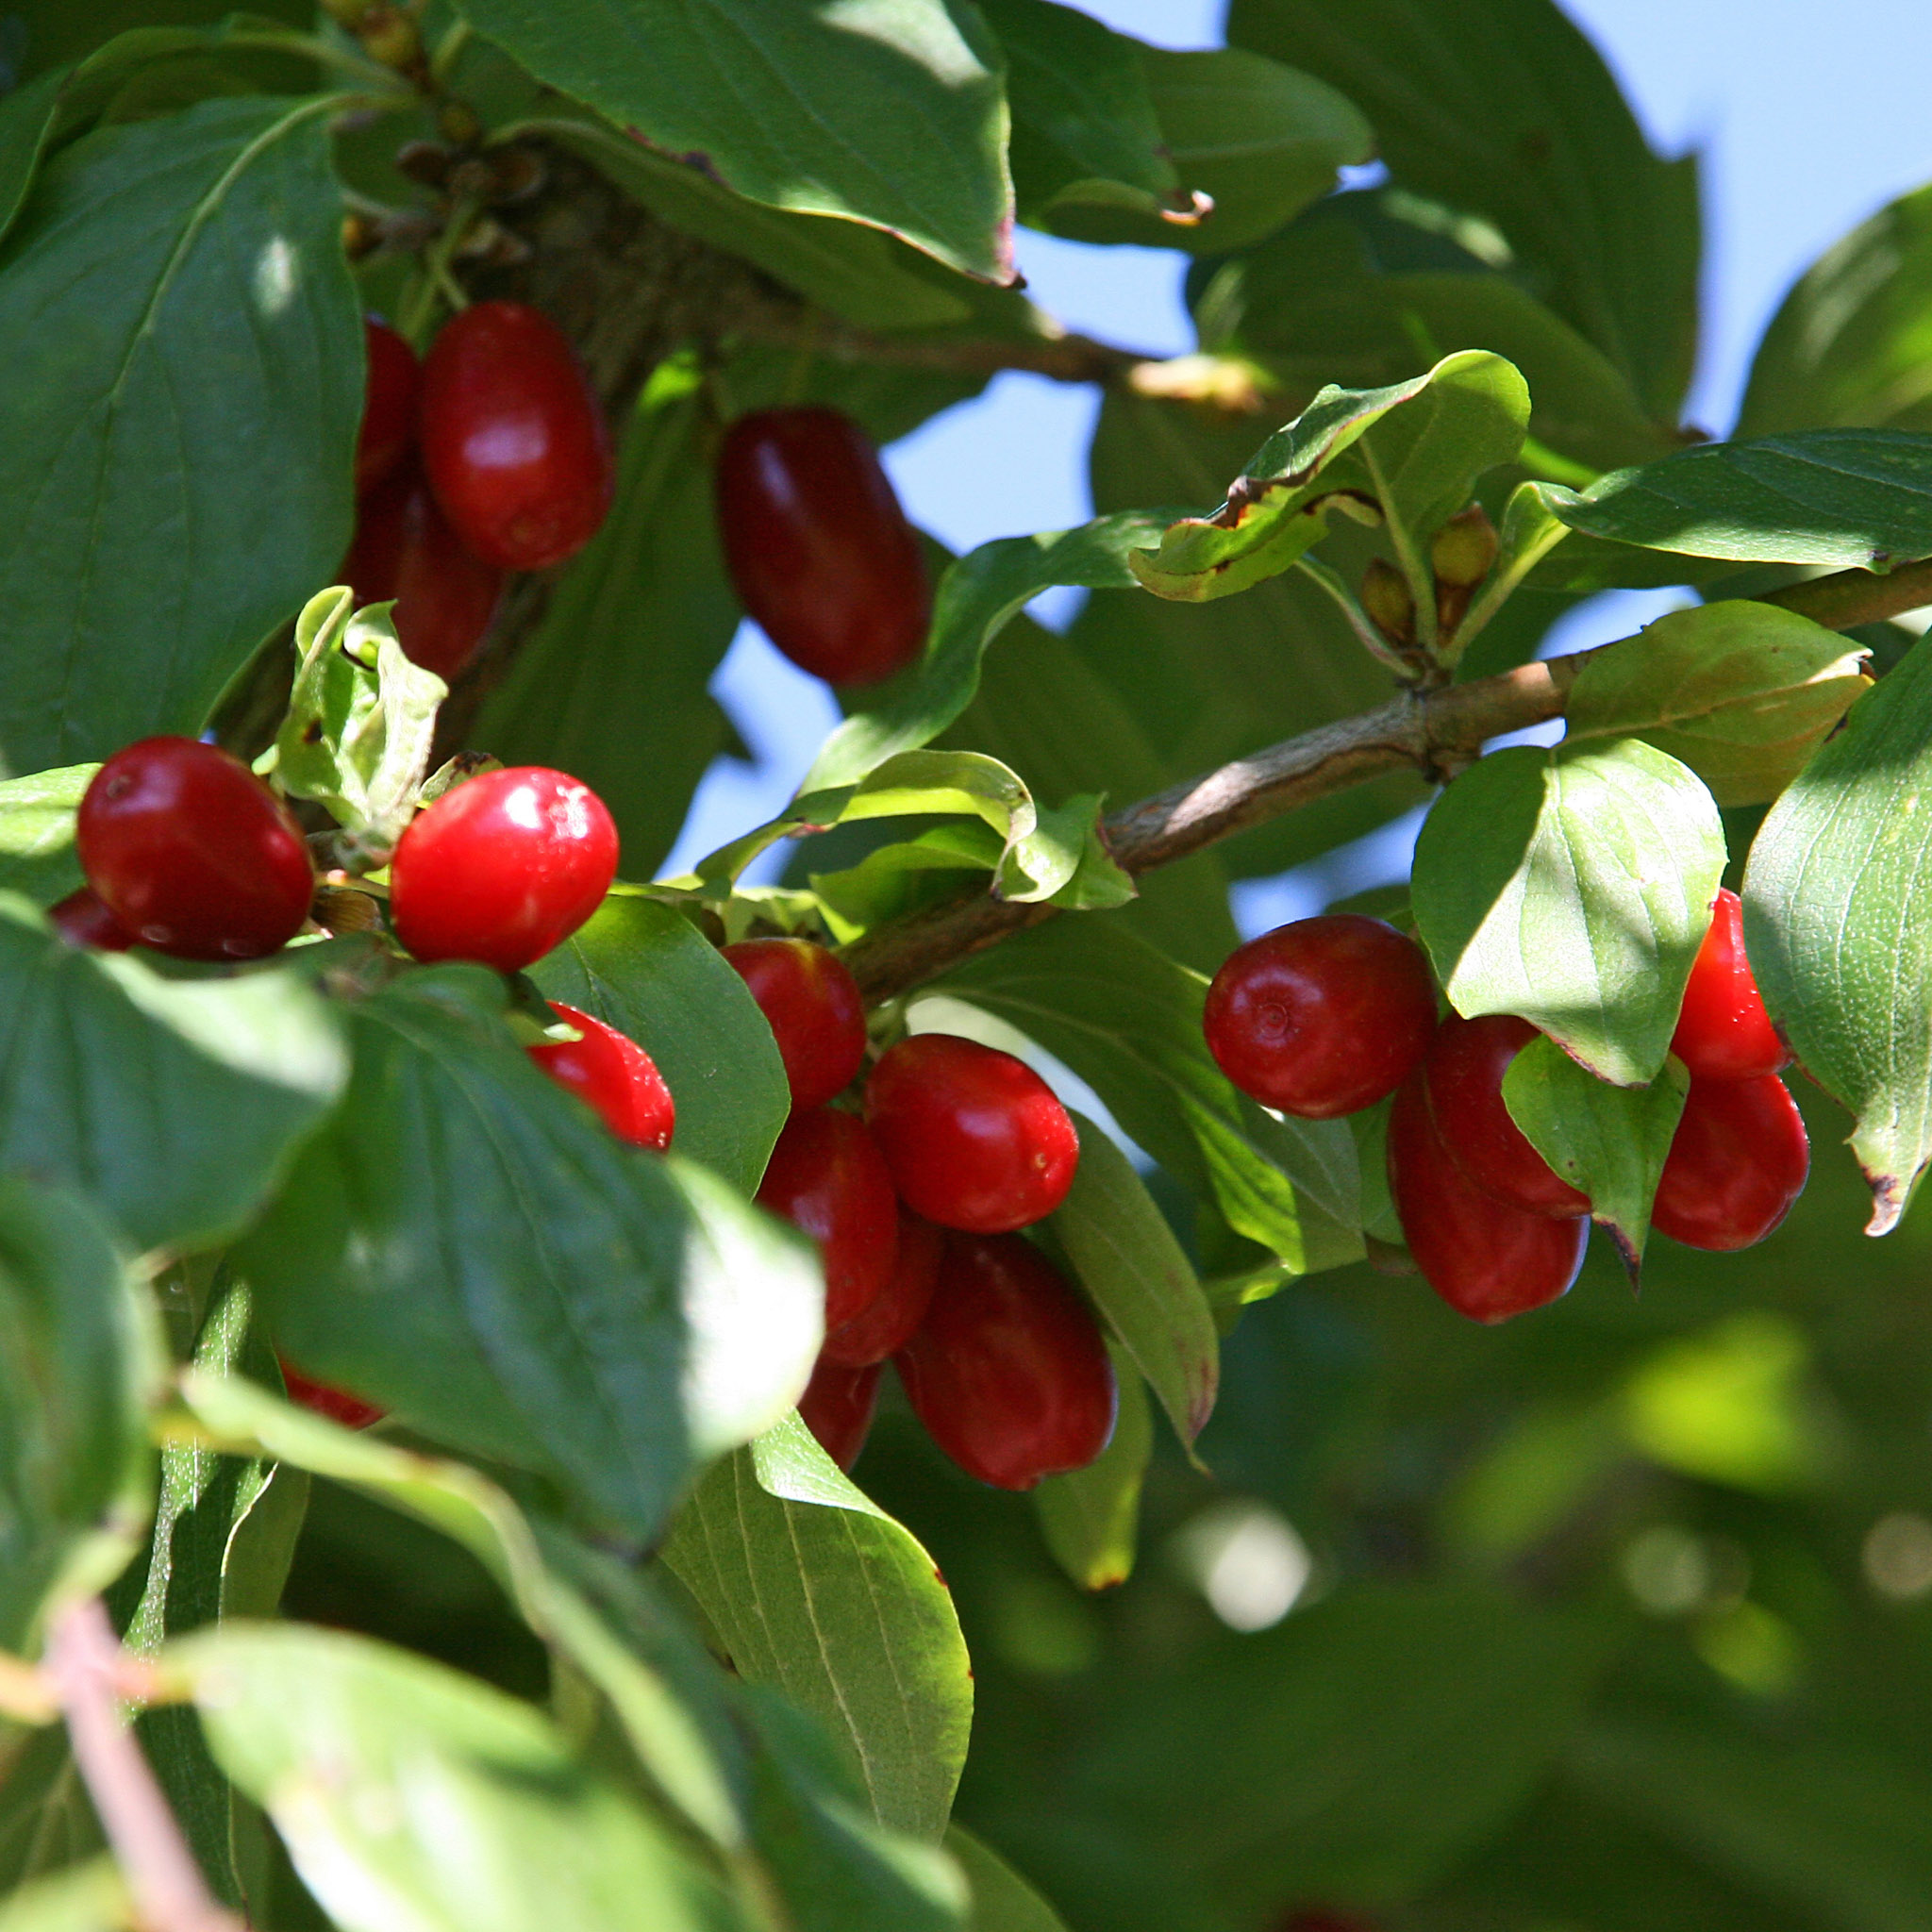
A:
[[388, 765, 617, 974], [894, 1232, 1116, 1491], [1652, 1074, 1808, 1252], [76, 738, 313, 961], [798, 1356, 881, 1473], [278, 1357, 385, 1430], [1205, 915, 1438, 1118], [1424, 1013, 1589, 1218], [1671, 887, 1790, 1081], [756, 1108, 900, 1329], [356, 316, 420, 495], [346, 463, 505, 681], [715, 408, 930, 686], [722, 936, 868, 1110], [822, 1210, 943, 1369], [866, 1034, 1080, 1233], [527, 1002, 675, 1151], [1387, 1069, 1588, 1324], [419, 301, 613, 572], [48, 886, 136, 951]]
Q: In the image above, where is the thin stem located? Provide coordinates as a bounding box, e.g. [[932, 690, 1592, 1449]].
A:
[[397, 193, 484, 350], [1293, 554, 1416, 677], [430, 18, 473, 82], [1361, 439, 1439, 655]]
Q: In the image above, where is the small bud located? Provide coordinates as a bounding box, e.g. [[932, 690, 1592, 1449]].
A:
[[395, 141, 452, 188], [437, 98, 485, 149], [358, 4, 422, 73], [1360, 558, 1416, 647], [1430, 505, 1500, 591]]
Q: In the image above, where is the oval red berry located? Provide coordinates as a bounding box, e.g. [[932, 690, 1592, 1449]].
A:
[[356, 315, 420, 496], [722, 936, 868, 1110], [1424, 1013, 1589, 1218], [1652, 1074, 1808, 1252], [1671, 887, 1790, 1081], [822, 1209, 943, 1368], [527, 1002, 675, 1151], [798, 1354, 881, 1473], [756, 1107, 900, 1329]]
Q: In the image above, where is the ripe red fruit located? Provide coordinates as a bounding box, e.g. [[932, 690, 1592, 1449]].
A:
[[388, 766, 617, 974], [1672, 887, 1790, 1081], [48, 886, 136, 951], [799, 1355, 881, 1473], [1652, 1074, 1809, 1251], [722, 936, 868, 1110], [822, 1210, 943, 1369], [756, 1108, 900, 1329], [76, 738, 313, 961], [865, 1034, 1080, 1233], [894, 1232, 1116, 1490], [1424, 1013, 1589, 1218], [1387, 1069, 1588, 1324], [346, 463, 504, 681], [278, 1357, 385, 1430], [1204, 914, 1438, 1118], [715, 407, 930, 686], [418, 301, 613, 572], [527, 1002, 675, 1151], [356, 316, 420, 495]]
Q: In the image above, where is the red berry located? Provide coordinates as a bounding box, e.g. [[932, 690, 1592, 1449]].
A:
[[715, 408, 930, 686], [722, 936, 868, 1110], [756, 1108, 900, 1329], [1424, 1013, 1589, 1218], [1671, 887, 1790, 1081], [419, 301, 613, 572], [798, 1355, 881, 1473], [894, 1232, 1116, 1491], [76, 738, 313, 961], [278, 1357, 385, 1430], [822, 1210, 943, 1368], [356, 316, 420, 496], [865, 1034, 1080, 1233], [1652, 1074, 1808, 1251], [346, 462, 505, 682], [48, 886, 136, 951], [388, 765, 617, 974], [527, 1001, 675, 1151], [1205, 915, 1438, 1118], [1387, 1069, 1588, 1324]]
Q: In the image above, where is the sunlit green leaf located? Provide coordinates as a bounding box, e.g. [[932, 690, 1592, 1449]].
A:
[[0, 766, 93, 907]]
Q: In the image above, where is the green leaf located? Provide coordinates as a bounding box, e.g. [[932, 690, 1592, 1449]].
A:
[[0, 1725, 100, 1893], [661, 1410, 974, 1843], [1032, 1354, 1151, 1591], [1560, 429, 1932, 571], [1743, 635, 1932, 1232], [0, 903, 349, 1253], [1128, 352, 1529, 604], [0, 1860, 130, 1932], [0, 765, 94, 906], [0, 1176, 156, 1652], [0, 66, 64, 247], [452, 0, 1014, 283], [1565, 601, 1871, 807], [1050, 1119, 1216, 1443], [1502, 1035, 1688, 1273], [806, 512, 1178, 791], [948, 1825, 1072, 1932], [0, 93, 361, 774], [177, 1624, 736, 1932], [238, 966, 823, 1541], [1229, 0, 1702, 419], [1412, 739, 1726, 1086]]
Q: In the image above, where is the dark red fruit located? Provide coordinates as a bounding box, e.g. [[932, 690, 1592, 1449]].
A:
[[799, 1355, 881, 1473], [388, 765, 617, 974], [1387, 1069, 1588, 1324], [1204, 914, 1438, 1118], [715, 408, 930, 686], [278, 1357, 385, 1430], [865, 1034, 1079, 1233], [1652, 1074, 1809, 1251], [1672, 887, 1790, 1082], [822, 1210, 943, 1368], [1424, 1013, 1589, 1218], [756, 1108, 900, 1329], [346, 462, 505, 681], [356, 316, 420, 495], [419, 301, 613, 572], [48, 887, 136, 951], [527, 1002, 675, 1151], [894, 1232, 1116, 1490], [76, 738, 313, 961], [722, 936, 868, 1110]]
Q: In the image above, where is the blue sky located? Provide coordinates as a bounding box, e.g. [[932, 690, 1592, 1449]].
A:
[[663, 0, 1932, 894]]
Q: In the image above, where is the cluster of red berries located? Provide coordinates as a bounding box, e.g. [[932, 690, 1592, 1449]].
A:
[[724, 938, 1115, 1486], [1205, 896, 1809, 1324], [346, 304, 612, 681]]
